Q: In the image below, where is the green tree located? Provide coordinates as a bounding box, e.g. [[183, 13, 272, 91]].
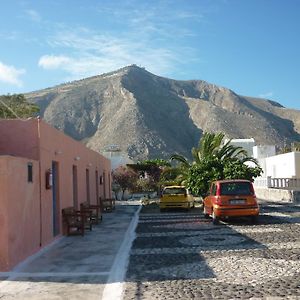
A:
[[159, 165, 187, 187], [170, 132, 250, 185], [134, 177, 157, 193], [170, 132, 262, 196], [112, 166, 138, 200], [292, 142, 300, 152], [223, 159, 262, 181], [186, 157, 262, 196], [128, 159, 171, 192], [191, 132, 249, 161], [0, 94, 39, 119], [186, 157, 224, 196]]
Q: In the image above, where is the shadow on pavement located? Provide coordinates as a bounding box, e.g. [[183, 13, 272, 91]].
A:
[[126, 206, 266, 282]]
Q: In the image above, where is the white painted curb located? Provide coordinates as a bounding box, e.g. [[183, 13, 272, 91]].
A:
[[101, 205, 141, 300]]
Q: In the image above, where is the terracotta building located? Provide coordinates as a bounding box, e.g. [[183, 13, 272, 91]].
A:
[[0, 118, 111, 271]]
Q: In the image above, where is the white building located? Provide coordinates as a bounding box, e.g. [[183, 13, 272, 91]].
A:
[[102, 145, 133, 170], [227, 138, 256, 157], [253, 150, 300, 197], [253, 145, 276, 159], [264, 152, 300, 178], [253, 145, 276, 176]]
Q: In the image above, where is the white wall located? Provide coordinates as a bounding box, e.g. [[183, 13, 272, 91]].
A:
[[253, 145, 276, 159], [102, 151, 133, 170], [265, 152, 296, 178], [257, 158, 267, 176], [228, 138, 255, 157], [109, 155, 133, 170], [295, 152, 300, 177]]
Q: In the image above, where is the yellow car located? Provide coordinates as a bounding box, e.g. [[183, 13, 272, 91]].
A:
[[160, 186, 194, 211]]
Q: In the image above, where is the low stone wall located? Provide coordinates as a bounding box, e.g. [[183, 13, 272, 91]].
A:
[[255, 187, 300, 203], [293, 191, 300, 203]]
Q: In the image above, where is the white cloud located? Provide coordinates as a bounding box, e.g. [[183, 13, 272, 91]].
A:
[[259, 91, 274, 99], [38, 55, 71, 69], [0, 61, 26, 87], [38, 28, 197, 79], [24, 9, 42, 22], [33, 1, 208, 81]]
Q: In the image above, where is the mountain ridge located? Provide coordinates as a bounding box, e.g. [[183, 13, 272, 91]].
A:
[[25, 65, 300, 160]]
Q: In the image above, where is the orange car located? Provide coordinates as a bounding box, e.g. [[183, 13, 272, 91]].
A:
[[203, 179, 259, 224]]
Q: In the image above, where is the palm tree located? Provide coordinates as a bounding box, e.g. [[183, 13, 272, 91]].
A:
[[170, 132, 259, 184], [192, 132, 225, 162]]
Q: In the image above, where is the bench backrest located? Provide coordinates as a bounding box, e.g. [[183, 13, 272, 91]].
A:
[[62, 207, 76, 215]]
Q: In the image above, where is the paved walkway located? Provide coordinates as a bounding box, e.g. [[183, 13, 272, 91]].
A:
[[3, 200, 300, 299], [0, 202, 140, 300]]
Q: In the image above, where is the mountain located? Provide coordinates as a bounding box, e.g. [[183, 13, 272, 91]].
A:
[[25, 65, 300, 161]]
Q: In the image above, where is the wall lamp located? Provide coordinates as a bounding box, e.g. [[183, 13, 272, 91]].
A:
[[74, 156, 80, 161], [55, 150, 63, 155]]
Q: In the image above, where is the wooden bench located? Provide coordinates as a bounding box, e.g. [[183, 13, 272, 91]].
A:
[[101, 198, 116, 212], [80, 201, 102, 225], [62, 207, 92, 236]]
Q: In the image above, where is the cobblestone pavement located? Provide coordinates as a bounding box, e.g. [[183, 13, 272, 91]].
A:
[[123, 201, 300, 299]]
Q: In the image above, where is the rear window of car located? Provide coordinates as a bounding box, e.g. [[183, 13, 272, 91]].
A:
[[220, 182, 253, 196], [163, 188, 186, 195]]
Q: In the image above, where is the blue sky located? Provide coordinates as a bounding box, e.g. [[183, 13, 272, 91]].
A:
[[0, 0, 299, 109]]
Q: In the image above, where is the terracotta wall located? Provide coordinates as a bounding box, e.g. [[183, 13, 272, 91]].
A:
[[0, 119, 39, 160], [0, 118, 111, 271], [37, 119, 111, 245], [0, 156, 40, 271], [0, 158, 9, 271]]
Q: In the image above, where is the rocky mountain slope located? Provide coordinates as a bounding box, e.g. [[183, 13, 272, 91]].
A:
[[25, 65, 300, 160]]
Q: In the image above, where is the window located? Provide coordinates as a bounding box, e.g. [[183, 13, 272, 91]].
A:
[[163, 188, 186, 195], [220, 182, 252, 195], [211, 184, 217, 195], [27, 163, 33, 182]]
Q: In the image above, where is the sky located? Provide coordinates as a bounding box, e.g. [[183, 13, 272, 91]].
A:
[[0, 0, 299, 110]]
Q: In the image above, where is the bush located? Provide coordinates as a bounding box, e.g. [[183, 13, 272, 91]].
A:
[[223, 159, 262, 181], [186, 157, 223, 196], [186, 157, 262, 197]]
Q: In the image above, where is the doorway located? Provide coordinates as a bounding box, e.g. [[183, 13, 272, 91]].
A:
[[52, 161, 60, 236], [103, 171, 106, 199], [86, 168, 90, 204], [72, 165, 78, 209], [95, 170, 99, 205]]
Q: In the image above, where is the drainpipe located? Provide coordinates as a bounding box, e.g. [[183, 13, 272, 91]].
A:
[[37, 117, 42, 247]]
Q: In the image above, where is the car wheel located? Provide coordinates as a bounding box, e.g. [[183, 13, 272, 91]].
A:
[[251, 215, 258, 224], [203, 206, 209, 219], [212, 210, 219, 225]]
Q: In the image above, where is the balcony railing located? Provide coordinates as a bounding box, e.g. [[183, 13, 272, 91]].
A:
[[254, 177, 300, 190]]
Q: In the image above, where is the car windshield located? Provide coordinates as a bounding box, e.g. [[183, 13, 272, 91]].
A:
[[163, 188, 186, 195], [220, 182, 252, 196]]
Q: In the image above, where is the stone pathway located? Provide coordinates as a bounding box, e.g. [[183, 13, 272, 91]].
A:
[[123, 201, 300, 299], [0, 204, 140, 300]]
